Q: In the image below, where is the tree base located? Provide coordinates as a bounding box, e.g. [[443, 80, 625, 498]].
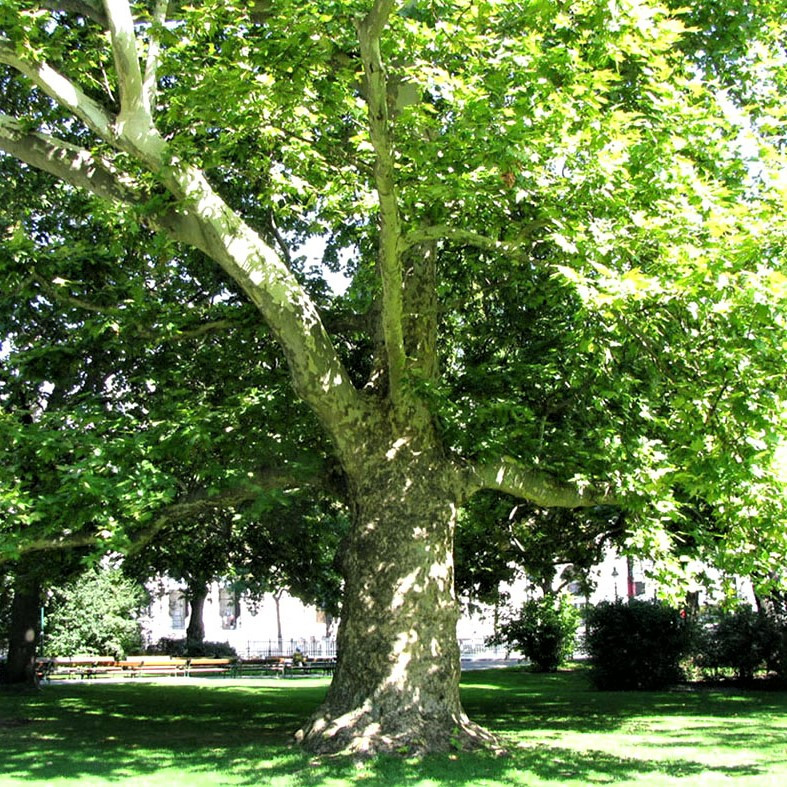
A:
[[295, 703, 501, 757]]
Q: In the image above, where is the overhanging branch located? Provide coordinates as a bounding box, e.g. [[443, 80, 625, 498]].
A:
[[400, 224, 546, 259], [463, 455, 619, 508], [1, 464, 328, 564], [0, 115, 135, 204], [0, 42, 116, 143], [0, 114, 210, 254]]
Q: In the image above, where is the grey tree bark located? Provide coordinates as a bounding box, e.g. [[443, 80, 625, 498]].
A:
[[296, 406, 496, 755]]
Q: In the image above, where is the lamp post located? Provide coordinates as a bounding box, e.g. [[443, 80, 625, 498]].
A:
[[612, 567, 619, 600]]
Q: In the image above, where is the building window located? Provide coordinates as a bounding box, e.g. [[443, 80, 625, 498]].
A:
[[219, 586, 239, 630], [169, 590, 188, 630]]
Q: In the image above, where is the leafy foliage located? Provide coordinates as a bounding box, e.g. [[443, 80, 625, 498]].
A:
[[42, 566, 148, 660], [0, 0, 783, 594], [694, 605, 784, 681], [456, 493, 623, 602], [488, 595, 580, 672], [585, 599, 694, 690], [0, 0, 786, 745]]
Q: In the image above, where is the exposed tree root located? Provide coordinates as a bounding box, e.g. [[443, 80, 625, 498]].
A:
[[295, 703, 503, 758]]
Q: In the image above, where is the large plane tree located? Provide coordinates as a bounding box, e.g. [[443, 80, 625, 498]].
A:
[[1, 0, 785, 754]]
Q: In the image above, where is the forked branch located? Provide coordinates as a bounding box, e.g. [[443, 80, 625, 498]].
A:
[[357, 0, 406, 405], [142, 0, 169, 111], [101, 0, 164, 163]]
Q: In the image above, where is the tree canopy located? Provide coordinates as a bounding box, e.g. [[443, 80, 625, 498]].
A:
[[1, 0, 785, 754]]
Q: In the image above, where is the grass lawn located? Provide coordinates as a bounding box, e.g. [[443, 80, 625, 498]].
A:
[[1, 667, 785, 786]]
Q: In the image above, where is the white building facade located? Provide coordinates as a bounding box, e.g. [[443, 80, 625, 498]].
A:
[[140, 550, 755, 659]]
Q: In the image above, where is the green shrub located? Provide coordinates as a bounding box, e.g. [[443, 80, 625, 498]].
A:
[[488, 595, 580, 672], [148, 637, 238, 658], [772, 626, 787, 682], [585, 599, 694, 690], [694, 605, 782, 681], [43, 567, 148, 659]]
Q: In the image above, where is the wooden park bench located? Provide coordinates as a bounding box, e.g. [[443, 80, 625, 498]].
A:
[[286, 657, 336, 676], [38, 656, 122, 680], [113, 657, 186, 677], [182, 658, 235, 677], [114, 656, 235, 678], [36, 654, 329, 680], [234, 656, 289, 677]]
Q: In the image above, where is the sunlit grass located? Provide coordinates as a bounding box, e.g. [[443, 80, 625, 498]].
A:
[[1, 668, 785, 785]]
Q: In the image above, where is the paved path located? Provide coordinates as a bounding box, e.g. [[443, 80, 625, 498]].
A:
[[460, 658, 522, 671]]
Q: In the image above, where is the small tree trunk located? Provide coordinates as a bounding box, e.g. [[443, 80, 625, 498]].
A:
[[273, 590, 284, 655], [297, 438, 496, 756], [3, 560, 41, 687], [185, 581, 207, 649]]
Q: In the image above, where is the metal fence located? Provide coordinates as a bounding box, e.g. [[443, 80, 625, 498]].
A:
[[458, 638, 517, 659], [242, 638, 337, 659], [240, 637, 514, 660], [2, 637, 513, 663]]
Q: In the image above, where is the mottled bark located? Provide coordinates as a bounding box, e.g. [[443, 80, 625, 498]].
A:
[[297, 412, 497, 755]]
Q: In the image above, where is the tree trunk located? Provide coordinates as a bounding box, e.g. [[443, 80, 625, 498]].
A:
[[3, 560, 41, 687], [297, 428, 497, 756], [273, 590, 284, 655], [185, 581, 207, 649]]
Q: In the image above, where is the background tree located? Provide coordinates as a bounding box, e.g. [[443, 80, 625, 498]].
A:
[[126, 492, 346, 651], [488, 594, 580, 673], [1, 549, 88, 685], [42, 565, 148, 659], [0, 0, 784, 754]]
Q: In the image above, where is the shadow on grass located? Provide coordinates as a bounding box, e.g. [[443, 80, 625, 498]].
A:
[[462, 667, 787, 727], [1, 670, 785, 785]]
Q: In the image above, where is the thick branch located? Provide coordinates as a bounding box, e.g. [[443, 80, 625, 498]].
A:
[[0, 114, 210, 250], [102, 0, 164, 163], [40, 0, 108, 26], [463, 456, 618, 508], [357, 2, 406, 405], [0, 114, 363, 454], [103, 0, 145, 112], [0, 115, 134, 204], [0, 42, 115, 143], [162, 163, 363, 446], [401, 224, 546, 259], [142, 0, 169, 112]]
